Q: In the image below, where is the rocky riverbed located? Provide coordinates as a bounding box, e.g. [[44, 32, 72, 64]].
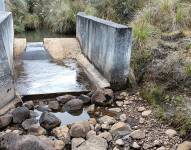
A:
[[0, 89, 190, 150]]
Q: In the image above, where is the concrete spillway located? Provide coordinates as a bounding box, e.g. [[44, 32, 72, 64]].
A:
[[15, 42, 91, 96]]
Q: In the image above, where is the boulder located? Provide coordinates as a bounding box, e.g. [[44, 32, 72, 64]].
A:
[[12, 107, 30, 124], [0, 133, 55, 150], [91, 90, 107, 106], [39, 112, 61, 130], [52, 126, 70, 144], [110, 122, 132, 139], [48, 101, 60, 111], [23, 101, 34, 110], [28, 124, 47, 136], [64, 99, 83, 112], [72, 138, 85, 150], [76, 136, 108, 150], [79, 94, 91, 104], [56, 95, 76, 104], [0, 114, 12, 129], [22, 118, 38, 130], [70, 121, 91, 138], [86, 130, 96, 139]]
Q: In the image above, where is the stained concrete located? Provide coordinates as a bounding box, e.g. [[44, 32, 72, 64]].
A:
[[0, 0, 5, 11], [0, 11, 15, 109], [77, 12, 132, 90]]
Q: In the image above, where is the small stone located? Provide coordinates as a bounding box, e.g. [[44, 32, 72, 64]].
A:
[[85, 104, 95, 114], [116, 101, 123, 107], [119, 114, 127, 122], [0, 114, 12, 129], [12, 107, 30, 124], [22, 118, 38, 130], [64, 99, 83, 112], [28, 124, 46, 136], [142, 110, 152, 117], [154, 140, 161, 146], [98, 115, 116, 125], [52, 126, 70, 144], [108, 108, 121, 113], [120, 92, 127, 98], [132, 142, 140, 149], [113, 147, 119, 150], [70, 121, 91, 138], [12, 130, 22, 134], [86, 130, 96, 139], [23, 101, 34, 110], [39, 112, 61, 130], [98, 132, 112, 142], [36, 105, 51, 112], [177, 141, 191, 150], [95, 124, 101, 132], [91, 90, 107, 106], [157, 146, 166, 150], [124, 100, 132, 105], [110, 122, 132, 139], [138, 106, 146, 112], [116, 139, 124, 146], [130, 129, 146, 139], [165, 129, 177, 137], [88, 118, 97, 126], [143, 143, 152, 149], [101, 123, 111, 130], [5, 129, 11, 133], [79, 94, 91, 104], [56, 95, 76, 104], [139, 117, 145, 124], [53, 140, 65, 150], [48, 101, 60, 111]]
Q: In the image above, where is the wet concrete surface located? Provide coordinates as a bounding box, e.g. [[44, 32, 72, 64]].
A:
[[15, 42, 92, 96]]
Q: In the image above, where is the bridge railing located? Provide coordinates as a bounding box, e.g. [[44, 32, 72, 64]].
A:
[[77, 12, 132, 90]]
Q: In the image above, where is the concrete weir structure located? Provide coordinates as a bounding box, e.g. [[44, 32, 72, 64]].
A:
[[77, 12, 132, 90], [0, 11, 15, 109]]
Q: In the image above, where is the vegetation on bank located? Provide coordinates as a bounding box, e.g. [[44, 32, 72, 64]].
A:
[[7, 0, 191, 137]]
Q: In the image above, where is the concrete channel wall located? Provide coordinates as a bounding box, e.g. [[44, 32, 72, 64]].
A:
[[0, 0, 5, 11], [0, 11, 15, 109], [77, 12, 132, 90]]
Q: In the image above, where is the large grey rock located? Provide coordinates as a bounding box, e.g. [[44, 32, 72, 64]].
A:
[[48, 101, 60, 111], [64, 99, 83, 112], [110, 122, 132, 139], [70, 121, 91, 138], [56, 95, 76, 104], [22, 118, 38, 130], [79, 94, 91, 104], [12, 107, 30, 124], [72, 138, 85, 150], [76, 136, 108, 150], [23, 101, 34, 110], [0, 133, 55, 150], [0, 114, 12, 129], [39, 112, 61, 130], [91, 89, 113, 106]]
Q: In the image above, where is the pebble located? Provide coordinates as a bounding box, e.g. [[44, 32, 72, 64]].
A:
[[119, 114, 127, 122], [157, 146, 166, 150], [132, 142, 140, 149], [138, 106, 146, 112], [142, 110, 152, 117], [115, 139, 124, 146], [130, 129, 146, 139], [116, 101, 123, 107], [139, 117, 145, 124], [165, 129, 177, 137]]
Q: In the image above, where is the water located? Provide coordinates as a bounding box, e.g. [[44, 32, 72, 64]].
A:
[[15, 29, 74, 42], [34, 108, 90, 126], [15, 42, 91, 95]]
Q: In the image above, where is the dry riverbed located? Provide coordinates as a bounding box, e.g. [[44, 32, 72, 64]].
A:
[[0, 89, 190, 150]]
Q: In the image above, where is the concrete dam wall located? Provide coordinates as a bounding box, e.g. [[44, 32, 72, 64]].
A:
[[0, 0, 5, 11], [77, 12, 132, 90], [0, 11, 15, 109]]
